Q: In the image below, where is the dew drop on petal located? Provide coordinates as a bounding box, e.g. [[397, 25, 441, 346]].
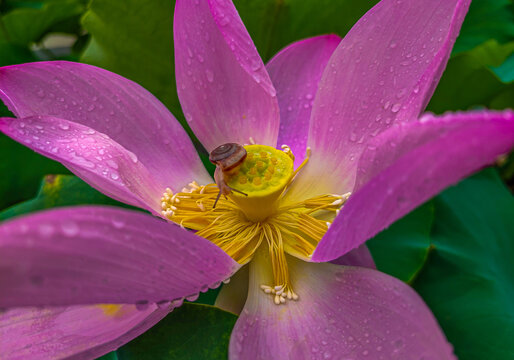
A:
[[391, 103, 401, 113], [128, 152, 138, 163], [38, 223, 55, 237], [112, 219, 125, 229], [157, 300, 171, 309], [186, 293, 199, 302], [205, 69, 214, 82], [61, 221, 79, 237]]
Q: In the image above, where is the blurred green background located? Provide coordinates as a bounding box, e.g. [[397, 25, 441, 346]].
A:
[[0, 0, 513, 359]]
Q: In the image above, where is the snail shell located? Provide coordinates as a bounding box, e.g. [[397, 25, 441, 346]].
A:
[[209, 143, 247, 171]]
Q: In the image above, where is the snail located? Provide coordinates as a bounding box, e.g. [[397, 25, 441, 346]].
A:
[[209, 143, 248, 207]]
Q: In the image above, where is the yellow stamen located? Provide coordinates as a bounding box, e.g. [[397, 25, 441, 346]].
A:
[[160, 145, 350, 305]]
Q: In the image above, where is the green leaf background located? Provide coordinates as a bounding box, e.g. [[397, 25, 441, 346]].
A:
[[0, 0, 513, 359], [414, 169, 514, 360]]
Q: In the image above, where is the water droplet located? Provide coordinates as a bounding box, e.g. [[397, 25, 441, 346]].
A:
[[112, 219, 124, 229], [186, 293, 199, 302], [157, 300, 171, 309], [252, 73, 261, 84], [209, 280, 222, 289], [219, 15, 230, 26], [128, 152, 138, 164], [396, 88, 407, 98], [59, 123, 70, 131], [104, 160, 118, 170], [205, 69, 214, 82], [39, 223, 55, 237], [61, 221, 79, 237], [391, 103, 401, 113], [171, 297, 184, 308], [250, 60, 261, 71]]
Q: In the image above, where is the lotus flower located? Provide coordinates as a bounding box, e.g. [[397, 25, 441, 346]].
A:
[[0, 0, 513, 359]]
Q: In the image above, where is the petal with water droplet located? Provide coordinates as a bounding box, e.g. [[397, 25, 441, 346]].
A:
[[314, 110, 514, 262], [0, 206, 240, 307], [0, 115, 161, 212], [292, 0, 471, 200], [0, 304, 170, 359], [230, 251, 455, 360], [0, 61, 211, 191], [266, 35, 341, 167], [174, 0, 279, 150]]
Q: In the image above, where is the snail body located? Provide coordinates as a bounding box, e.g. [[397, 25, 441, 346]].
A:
[[209, 143, 248, 206]]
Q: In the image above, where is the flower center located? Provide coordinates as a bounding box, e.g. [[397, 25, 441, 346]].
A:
[[160, 144, 350, 305]]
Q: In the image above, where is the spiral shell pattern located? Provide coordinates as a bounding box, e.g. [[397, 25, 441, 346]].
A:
[[209, 143, 247, 171]]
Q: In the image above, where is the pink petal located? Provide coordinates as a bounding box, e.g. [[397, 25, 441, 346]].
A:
[[0, 61, 211, 191], [266, 35, 341, 166], [0, 304, 169, 360], [313, 110, 514, 262], [174, 0, 279, 151], [0, 206, 240, 307], [292, 0, 471, 200], [331, 244, 376, 269], [0, 116, 162, 212], [230, 253, 455, 359]]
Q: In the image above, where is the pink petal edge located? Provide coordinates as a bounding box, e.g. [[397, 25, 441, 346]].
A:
[[0, 116, 162, 212], [230, 251, 455, 359], [0, 61, 211, 192], [290, 0, 471, 201], [313, 110, 514, 262], [0, 206, 240, 307], [174, 0, 279, 151], [0, 304, 170, 360]]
